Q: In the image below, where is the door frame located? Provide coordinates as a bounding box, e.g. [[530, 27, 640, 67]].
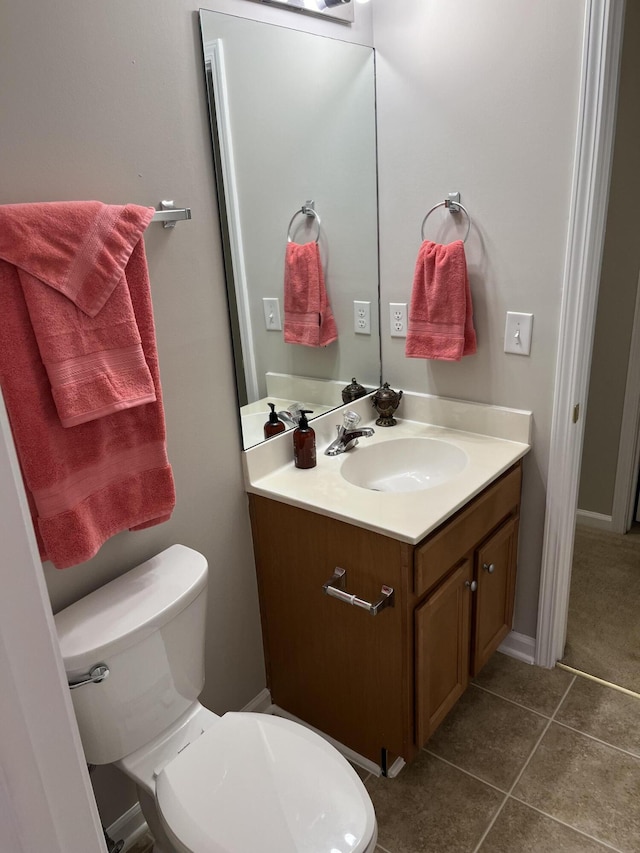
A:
[[536, 0, 626, 667], [0, 392, 106, 853]]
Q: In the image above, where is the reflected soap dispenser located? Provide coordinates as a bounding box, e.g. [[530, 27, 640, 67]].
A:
[[293, 409, 316, 469], [264, 403, 286, 439]]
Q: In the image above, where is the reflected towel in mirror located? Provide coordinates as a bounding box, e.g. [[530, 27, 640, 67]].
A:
[[283, 241, 338, 347]]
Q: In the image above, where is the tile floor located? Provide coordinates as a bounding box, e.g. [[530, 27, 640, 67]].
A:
[[363, 653, 640, 853]]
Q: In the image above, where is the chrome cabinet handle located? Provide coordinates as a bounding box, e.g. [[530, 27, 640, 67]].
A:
[[483, 562, 495, 574], [465, 580, 478, 592], [68, 663, 110, 690], [323, 567, 394, 616]]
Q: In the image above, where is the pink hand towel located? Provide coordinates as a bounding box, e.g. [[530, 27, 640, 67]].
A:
[[0, 201, 175, 569], [283, 241, 338, 347], [405, 240, 477, 361]]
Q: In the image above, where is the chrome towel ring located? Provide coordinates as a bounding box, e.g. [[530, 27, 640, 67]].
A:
[[287, 200, 321, 244], [421, 194, 472, 244]]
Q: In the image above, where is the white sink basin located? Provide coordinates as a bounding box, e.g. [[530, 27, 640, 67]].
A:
[[340, 437, 468, 493]]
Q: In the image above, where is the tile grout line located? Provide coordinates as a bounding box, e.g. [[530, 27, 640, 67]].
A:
[[470, 682, 555, 719], [552, 719, 640, 761], [507, 795, 625, 852], [470, 675, 577, 853], [422, 749, 508, 794]]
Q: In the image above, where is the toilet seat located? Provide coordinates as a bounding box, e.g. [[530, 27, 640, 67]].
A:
[[156, 712, 377, 853]]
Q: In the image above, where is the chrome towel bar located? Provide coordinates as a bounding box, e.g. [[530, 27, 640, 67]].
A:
[[323, 566, 394, 616], [152, 200, 192, 228]]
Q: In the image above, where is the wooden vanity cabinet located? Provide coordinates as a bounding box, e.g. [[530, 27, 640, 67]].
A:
[[248, 461, 521, 770]]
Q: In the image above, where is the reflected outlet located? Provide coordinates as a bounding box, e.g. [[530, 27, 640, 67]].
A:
[[354, 300, 371, 335]]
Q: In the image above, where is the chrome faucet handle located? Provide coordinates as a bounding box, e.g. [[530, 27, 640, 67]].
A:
[[343, 410, 361, 430]]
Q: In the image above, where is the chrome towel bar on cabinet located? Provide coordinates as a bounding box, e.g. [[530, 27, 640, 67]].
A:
[[323, 566, 395, 616]]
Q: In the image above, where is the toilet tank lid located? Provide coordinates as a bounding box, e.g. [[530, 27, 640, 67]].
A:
[[54, 545, 208, 673]]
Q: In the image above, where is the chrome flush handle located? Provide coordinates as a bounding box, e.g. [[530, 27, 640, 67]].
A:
[[68, 663, 110, 689]]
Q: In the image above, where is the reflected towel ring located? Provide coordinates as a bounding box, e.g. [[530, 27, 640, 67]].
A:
[[421, 200, 472, 244], [287, 205, 321, 244]]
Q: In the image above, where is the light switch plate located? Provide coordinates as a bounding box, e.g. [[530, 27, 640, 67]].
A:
[[504, 312, 533, 355], [263, 297, 282, 331]]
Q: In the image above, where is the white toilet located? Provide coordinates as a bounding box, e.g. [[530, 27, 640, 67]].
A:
[[55, 545, 378, 853]]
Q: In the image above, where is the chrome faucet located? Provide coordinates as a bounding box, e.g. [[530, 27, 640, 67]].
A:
[[276, 403, 305, 426], [325, 411, 375, 456]]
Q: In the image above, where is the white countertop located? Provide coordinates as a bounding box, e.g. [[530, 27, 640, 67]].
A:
[[243, 392, 532, 545]]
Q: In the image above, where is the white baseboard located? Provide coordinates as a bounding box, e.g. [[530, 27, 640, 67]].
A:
[[106, 803, 147, 852], [499, 630, 536, 665], [576, 509, 613, 531], [241, 687, 272, 713]]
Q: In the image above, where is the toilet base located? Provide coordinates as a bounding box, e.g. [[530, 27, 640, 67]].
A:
[[136, 787, 175, 853]]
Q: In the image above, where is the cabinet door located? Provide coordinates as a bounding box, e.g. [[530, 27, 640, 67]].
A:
[[472, 516, 519, 676], [415, 559, 473, 745], [250, 496, 411, 765]]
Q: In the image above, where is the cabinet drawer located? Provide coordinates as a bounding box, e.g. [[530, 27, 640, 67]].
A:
[[414, 464, 521, 597]]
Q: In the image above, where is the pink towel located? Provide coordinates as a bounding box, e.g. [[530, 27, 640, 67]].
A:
[[0, 201, 176, 569], [0, 201, 157, 426], [283, 241, 338, 347], [405, 240, 477, 361]]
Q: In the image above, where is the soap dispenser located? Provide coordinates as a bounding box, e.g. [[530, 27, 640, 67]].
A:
[[264, 403, 286, 439], [293, 409, 316, 469]]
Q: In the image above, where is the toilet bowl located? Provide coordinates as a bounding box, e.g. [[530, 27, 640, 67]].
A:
[[55, 545, 377, 853]]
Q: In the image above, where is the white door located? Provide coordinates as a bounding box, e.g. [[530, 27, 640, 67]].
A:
[[0, 392, 106, 853]]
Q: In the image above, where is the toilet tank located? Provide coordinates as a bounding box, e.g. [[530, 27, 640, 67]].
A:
[[55, 545, 208, 765]]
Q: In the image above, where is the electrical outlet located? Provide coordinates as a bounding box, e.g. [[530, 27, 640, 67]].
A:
[[390, 302, 407, 338], [263, 297, 282, 331], [354, 300, 371, 335]]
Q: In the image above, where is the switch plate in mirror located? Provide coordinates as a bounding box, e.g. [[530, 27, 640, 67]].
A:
[[263, 298, 282, 331]]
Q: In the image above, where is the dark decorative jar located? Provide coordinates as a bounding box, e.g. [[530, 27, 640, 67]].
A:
[[341, 377, 368, 404], [371, 382, 403, 426]]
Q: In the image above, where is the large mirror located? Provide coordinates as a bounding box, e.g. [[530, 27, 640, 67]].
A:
[[200, 10, 381, 448]]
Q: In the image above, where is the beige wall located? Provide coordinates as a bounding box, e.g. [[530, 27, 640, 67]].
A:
[[373, 0, 586, 638], [0, 0, 371, 828], [578, 2, 640, 517]]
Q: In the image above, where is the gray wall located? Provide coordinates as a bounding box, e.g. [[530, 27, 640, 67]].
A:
[[579, 1, 640, 517]]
